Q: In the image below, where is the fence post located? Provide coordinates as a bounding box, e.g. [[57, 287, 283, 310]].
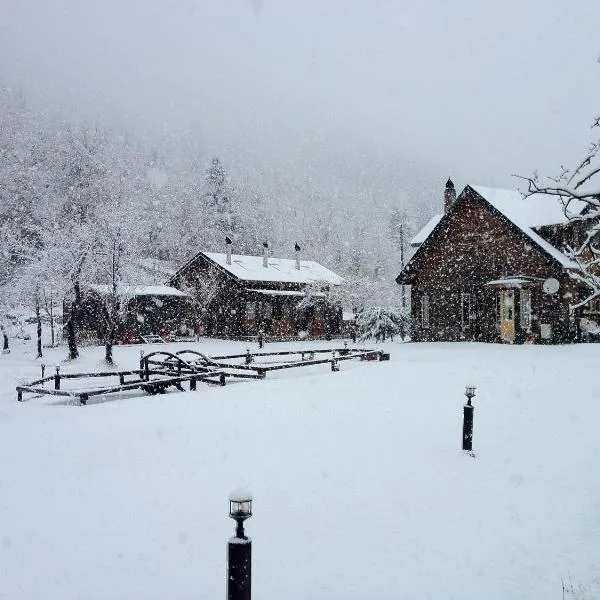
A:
[[331, 351, 340, 372]]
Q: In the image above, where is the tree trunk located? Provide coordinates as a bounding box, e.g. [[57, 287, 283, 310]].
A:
[[36, 297, 43, 358], [49, 294, 55, 347], [104, 310, 116, 364], [105, 339, 113, 364], [65, 280, 82, 359]]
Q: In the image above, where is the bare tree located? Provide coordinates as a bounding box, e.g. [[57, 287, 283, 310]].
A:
[[177, 268, 221, 337], [521, 106, 600, 309], [85, 194, 147, 363]]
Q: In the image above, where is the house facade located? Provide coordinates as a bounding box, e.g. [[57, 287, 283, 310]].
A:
[[74, 284, 193, 344], [397, 180, 591, 344], [169, 243, 344, 340]]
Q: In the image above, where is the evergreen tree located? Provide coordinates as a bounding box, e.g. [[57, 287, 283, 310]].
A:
[[357, 306, 411, 343]]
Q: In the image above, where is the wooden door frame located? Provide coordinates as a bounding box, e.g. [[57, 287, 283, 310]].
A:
[[499, 289, 516, 343]]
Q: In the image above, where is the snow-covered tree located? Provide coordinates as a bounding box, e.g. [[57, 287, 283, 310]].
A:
[[522, 70, 600, 309], [0, 83, 425, 353], [177, 267, 220, 336], [204, 157, 235, 240], [356, 306, 411, 343]]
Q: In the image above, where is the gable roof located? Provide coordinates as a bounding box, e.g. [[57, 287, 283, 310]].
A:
[[173, 251, 343, 286], [203, 252, 343, 285], [88, 284, 188, 297], [471, 185, 586, 228], [410, 214, 443, 247], [410, 185, 587, 250], [472, 186, 578, 269], [397, 184, 580, 284]]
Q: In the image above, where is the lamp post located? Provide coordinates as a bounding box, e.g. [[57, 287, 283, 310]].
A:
[[227, 489, 253, 600], [54, 365, 61, 390], [245, 348, 253, 365], [462, 385, 476, 452]]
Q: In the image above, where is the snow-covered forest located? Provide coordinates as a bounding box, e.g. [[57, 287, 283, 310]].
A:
[[0, 84, 417, 317]]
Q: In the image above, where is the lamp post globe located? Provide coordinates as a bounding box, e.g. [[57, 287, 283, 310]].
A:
[[229, 488, 253, 538], [465, 385, 476, 405]]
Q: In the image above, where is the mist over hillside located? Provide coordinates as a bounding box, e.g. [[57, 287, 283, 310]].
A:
[[1, 0, 599, 305]]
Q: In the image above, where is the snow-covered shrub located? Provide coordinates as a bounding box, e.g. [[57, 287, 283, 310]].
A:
[[356, 306, 411, 343]]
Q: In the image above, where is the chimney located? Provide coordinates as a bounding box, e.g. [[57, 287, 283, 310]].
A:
[[294, 242, 301, 270], [262, 241, 269, 268], [444, 177, 456, 213], [225, 236, 232, 265]]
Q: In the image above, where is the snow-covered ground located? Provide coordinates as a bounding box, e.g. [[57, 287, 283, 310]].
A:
[[0, 337, 599, 599]]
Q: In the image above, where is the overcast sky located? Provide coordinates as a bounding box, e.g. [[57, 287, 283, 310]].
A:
[[1, 0, 599, 218]]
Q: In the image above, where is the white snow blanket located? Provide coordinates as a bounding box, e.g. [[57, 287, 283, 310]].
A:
[[0, 336, 599, 599]]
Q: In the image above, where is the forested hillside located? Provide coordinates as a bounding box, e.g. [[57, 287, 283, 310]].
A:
[[0, 85, 424, 313]]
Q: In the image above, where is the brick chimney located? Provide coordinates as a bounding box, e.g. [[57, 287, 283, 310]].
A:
[[294, 242, 301, 270], [262, 241, 269, 268], [444, 178, 456, 213], [225, 236, 232, 265]]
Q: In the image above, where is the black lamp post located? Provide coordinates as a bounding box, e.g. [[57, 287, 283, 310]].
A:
[[227, 489, 253, 600], [462, 385, 476, 452], [54, 364, 61, 390]]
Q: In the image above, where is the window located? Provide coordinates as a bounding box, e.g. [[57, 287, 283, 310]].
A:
[[520, 289, 532, 329], [246, 301, 256, 319], [461, 293, 472, 329], [496, 292, 501, 331], [503, 290, 514, 320], [263, 302, 273, 319], [420, 294, 430, 329]]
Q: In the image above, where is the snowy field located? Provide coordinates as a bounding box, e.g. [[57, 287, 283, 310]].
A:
[[1, 337, 599, 600]]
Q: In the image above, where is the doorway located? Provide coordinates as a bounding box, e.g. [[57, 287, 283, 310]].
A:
[[499, 289, 515, 343]]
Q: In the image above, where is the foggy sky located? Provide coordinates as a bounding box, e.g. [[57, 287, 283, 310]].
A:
[[1, 0, 599, 219]]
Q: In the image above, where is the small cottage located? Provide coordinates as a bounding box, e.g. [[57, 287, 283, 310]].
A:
[[75, 284, 193, 344], [170, 241, 344, 340], [397, 180, 591, 344]]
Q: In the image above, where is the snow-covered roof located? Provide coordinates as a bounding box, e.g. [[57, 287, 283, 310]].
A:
[[471, 185, 586, 228], [88, 285, 188, 297], [245, 288, 326, 298], [410, 214, 443, 247], [203, 252, 343, 285], [408, 185, 580, 269], [472, 186, 579, 269]]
